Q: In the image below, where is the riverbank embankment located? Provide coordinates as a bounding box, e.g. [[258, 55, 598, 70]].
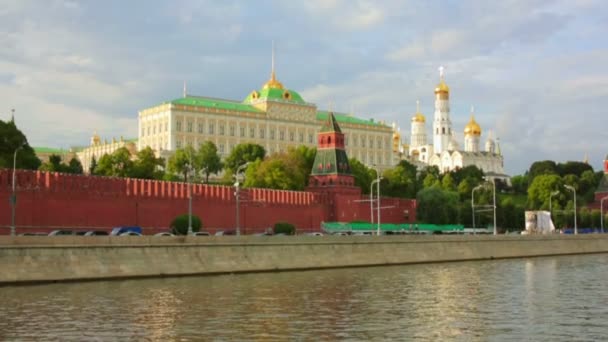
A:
[[1, 234, 607, 285]]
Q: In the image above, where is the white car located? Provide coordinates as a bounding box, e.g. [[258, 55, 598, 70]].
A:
[[153, 232, 174, 237], [119, 232, 142, 236]]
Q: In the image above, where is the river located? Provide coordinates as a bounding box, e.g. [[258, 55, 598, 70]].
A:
[[1, 254, 607, 341]]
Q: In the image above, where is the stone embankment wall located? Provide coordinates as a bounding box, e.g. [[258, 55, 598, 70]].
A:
[[1, 235, 607, 285]]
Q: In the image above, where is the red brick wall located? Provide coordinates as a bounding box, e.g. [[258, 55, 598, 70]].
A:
[[0, 170, 415, 235]]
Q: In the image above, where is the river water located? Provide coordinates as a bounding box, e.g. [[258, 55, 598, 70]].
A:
[[1, 254, 607, 341]]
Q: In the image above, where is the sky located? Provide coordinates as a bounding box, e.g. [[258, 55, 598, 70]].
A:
[[1, 0, 607, 175]]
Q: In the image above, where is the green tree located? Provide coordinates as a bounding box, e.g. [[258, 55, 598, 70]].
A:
[[39, 154, 67, 172], [441, 173, 456, 191], [196, 141, 222, 183], [167, 145, 196, 181], [382, 160, 417, 198], [0, 119, 41, 170], [528, 160, 558, 186], [557, 161, 593, 178], [451, 165, 484, 185], [244, 152, 307, 190], [89, 155, 98, 175], [170, 214, 202, 235], [423, 173, 440, 188], [511, 175, 528, 194], [527, 174, 563, 209], [95, 147, 135, 177], [224, 143, 266, 172], [67, 157, 84, 174], [457, 178, 474, 200], [130, 146, 164, 179], [416, 187, 460, 224], [349, 158, 374, 194]]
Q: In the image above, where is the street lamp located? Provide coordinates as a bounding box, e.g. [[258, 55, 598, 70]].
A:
[[11, 143, 25, 236], [370, 177, 383, 226], [471, 184, 484, 235], [490, 178, 497, 235], [186, 150, 196, 235], [565, 185, 577, 235], [601, 196, 608, 234], [372, 165, 382, 236], [235, 162, 250, 236], [549, 190, 560, 215]]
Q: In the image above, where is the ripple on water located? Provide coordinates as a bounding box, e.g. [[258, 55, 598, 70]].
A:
[[0, 254, 607, 341]]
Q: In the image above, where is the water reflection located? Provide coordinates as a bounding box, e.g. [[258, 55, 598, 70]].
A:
[[0, 254, 607, 341]]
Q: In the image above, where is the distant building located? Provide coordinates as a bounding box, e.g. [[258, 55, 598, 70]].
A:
[[76, 133, 137, 173], [398, 67, 509, 183], [33, 147, 77, 163]]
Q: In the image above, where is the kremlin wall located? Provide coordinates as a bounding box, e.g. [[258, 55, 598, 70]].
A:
[[0, 169, 416, 235]]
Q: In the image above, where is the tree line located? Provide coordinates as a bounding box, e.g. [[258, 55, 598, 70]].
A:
[[2, 119, 605, 230]]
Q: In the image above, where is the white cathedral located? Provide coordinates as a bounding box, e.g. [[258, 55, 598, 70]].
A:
[[395, 67, 509, 183]]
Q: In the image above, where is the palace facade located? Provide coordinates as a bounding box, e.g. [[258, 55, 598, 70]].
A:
[[137, 66, 394, 169]]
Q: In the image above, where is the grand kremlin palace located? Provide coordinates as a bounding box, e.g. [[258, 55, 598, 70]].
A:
[[134, 68, 395, 172]]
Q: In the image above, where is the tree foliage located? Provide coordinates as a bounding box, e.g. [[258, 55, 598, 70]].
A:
[[244, 148, 309, 190], [381, 160, 418, 198], [0, 119, 41, 170], [197, 141, 222, 183], [39, 155, 83, 174], [349, 158, 374, 194], [170, 214, 202, 235], [416, 187, 460, 224], [167, 145, 196, 181], [224, 143, 266, 172], [95, 147, 134, 177], [130, 147, 164, 179]]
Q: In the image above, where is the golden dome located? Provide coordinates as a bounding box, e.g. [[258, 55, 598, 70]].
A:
[[464, 115, 481, 136], [412, 113, 426, 123], [262, 71, 285, 90], [434, 80, 450, 94]]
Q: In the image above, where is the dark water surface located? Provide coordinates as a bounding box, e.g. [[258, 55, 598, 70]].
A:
[[1, 254, 608, 341]]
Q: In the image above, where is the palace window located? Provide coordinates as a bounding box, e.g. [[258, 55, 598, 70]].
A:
[[250, 127, 255, 138], [209, 123, 214, 134], [219, 144, 224, 154], [153, 125, 156, 135], [230, 126, 235, 136], [370, 138, 374, 148], [240, 127, 245, 137], [279, 131, 285, 141], [176, 140, 182, 148], [361, 137, 366, 148], [147, 126, 150, 136], [354, 136, 358, 147], [270, 130, 275, 140], [289, 132, 294, 141], [187, 121, 193, 133], [377, 137, 381, 149], [308, 134, 313, 144], [219, 124, 225, 135], [198, 123, 204, 134], [259, 128, 265, 139], [165, 122, 168, 132], [176, 121, 182, 132]]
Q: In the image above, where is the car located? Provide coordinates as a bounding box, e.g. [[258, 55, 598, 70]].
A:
[[84, 230, 109, 236], [306, 232, 324, 236], [154, 232, 175, 237], [119, 231, 142, 236], [48, 230, 75, 236], [192, 231, 211, 236], [215, 230, 236, 236], [333, 232, 349, 236], [111, 226, 143, 236], [18, 232, 47, 236]]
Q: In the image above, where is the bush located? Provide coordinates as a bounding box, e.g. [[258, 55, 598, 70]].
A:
[[274, 222, 295, 235], [170, 214, 202, 235]]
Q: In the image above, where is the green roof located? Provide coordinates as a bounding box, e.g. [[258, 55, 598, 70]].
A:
[[317, 111, 387, 128], [168, 96, 262, 113], [34, 147, 69, 154], [243, 87, 306, 104]]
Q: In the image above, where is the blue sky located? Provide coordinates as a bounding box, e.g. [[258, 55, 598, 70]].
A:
[[1, 0, 607, 175]]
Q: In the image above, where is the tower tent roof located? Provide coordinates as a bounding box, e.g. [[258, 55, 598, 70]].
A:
[[320, 112, 342, 133]]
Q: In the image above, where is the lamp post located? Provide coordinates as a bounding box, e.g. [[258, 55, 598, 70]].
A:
[[11, 143, 24, 237], [549, 190, 559, 216], [601, 196, 608, 234], [490, 178, 497, 235], [186, 151, 195, 235], [471, 184, 484, 235], [565, 185, 577, 235], [372, 166, 381, 236], [235, 162, 250, 236]]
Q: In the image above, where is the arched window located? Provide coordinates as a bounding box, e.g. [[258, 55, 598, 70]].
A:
[[442, 128, 445, 134]]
